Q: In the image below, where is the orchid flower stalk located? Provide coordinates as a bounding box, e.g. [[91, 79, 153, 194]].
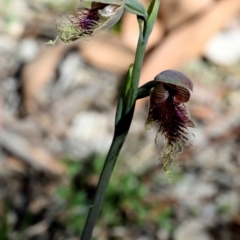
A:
[[81, 1, 160, 239], [49, 0, 194, 239]]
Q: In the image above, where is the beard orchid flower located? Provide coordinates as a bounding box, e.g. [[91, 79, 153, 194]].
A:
[[55, 0, 124, 43], [145, 70, 195, 175], [47, 0, 147, 45]]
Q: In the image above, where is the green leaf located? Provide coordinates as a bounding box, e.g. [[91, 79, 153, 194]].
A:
[[115, 97, 123, 125], [115, 64, 134, 125], [124, 0, 148, 20], [122, 64, 134, 107]]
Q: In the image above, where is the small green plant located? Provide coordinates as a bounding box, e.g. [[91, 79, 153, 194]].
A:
[[0, 201, 9, 240], [156, 207, 175, 236], [56, 160, 88, 235], [56, 156, 152, 237]]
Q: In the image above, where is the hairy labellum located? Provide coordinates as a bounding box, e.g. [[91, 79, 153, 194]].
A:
[[145, 70, 194, 176]]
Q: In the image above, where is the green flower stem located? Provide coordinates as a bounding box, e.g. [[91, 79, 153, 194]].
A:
[[81, 1, 160, 239], [137, 80, 155, 99], [81, 19, 145, 238]]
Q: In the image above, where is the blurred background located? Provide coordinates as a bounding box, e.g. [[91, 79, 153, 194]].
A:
[[1, 0, 240, 239]]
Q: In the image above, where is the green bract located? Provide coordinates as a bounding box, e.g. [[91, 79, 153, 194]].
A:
[[125, 0, 148, 20]]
